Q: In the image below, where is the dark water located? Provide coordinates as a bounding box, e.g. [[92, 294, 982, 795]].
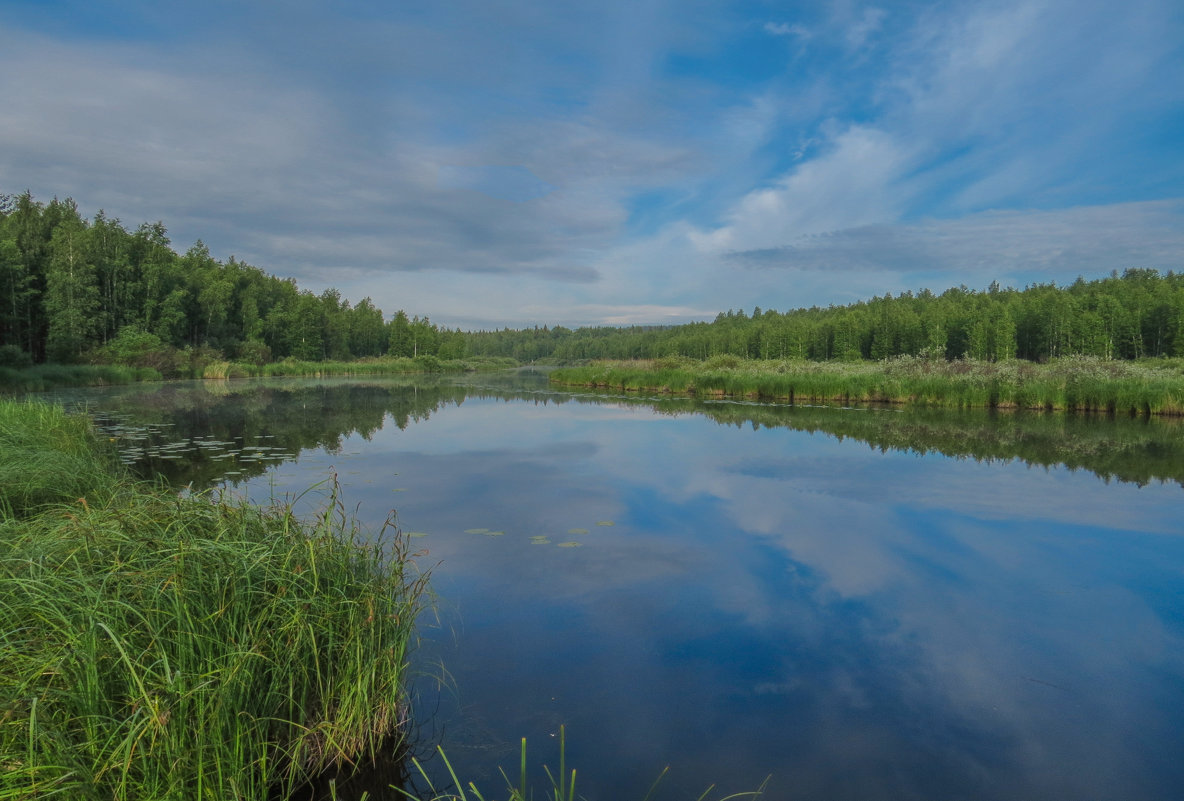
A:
[[39, 371, 1184, 800]]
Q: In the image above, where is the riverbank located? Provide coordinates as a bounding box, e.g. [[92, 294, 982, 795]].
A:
[[0, 356, 519, 393], [0, 400, 427, 800], [550, 355, 1184, 416]]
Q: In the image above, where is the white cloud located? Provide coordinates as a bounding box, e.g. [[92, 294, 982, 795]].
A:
[[726, 200, 1184, 277], [1, 0, 1180, 327], [692, 125, 915, 254], [764, 22, 811, 39]]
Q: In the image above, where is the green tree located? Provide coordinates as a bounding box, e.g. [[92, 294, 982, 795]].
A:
[[44, 205, 100, 361]]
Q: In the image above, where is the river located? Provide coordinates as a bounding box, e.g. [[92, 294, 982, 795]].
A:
[[37, 370, 1184, 801]]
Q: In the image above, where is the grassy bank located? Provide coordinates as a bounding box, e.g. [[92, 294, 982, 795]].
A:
[[0, 401, 427, 800], [0, 363, 163, 393], [200, 355, 518, 380], [551, 355, 1184, 416], [0, 356, 520, 393]]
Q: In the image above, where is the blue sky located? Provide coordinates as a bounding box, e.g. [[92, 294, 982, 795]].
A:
[[2, 0, 1182, 329]]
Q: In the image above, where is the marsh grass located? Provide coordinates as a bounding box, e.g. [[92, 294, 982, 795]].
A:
[[552, 356, 1184, 416], [250, 357, 516, 379], [1, 401, 428, 801], [398, 727, 769, 801], [0, 357, 519, 392], [0, 364, 161, 393]]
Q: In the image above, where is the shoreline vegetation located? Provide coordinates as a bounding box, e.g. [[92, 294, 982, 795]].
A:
[[0, 355, 518, 394], [1, 399, 767, 801], [0, 400, 428, 800], [550, 355, 1184, 416]]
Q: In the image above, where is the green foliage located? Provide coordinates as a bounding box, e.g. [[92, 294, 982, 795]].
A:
[[398, 726, 769, 801], [235, 338, 273, 366], [466, 271, 1184, 365], [0, 192, 458, 368], [0, 344, 33, 368], [552, 356, 1184, 416], [0, 400, 428, 800]]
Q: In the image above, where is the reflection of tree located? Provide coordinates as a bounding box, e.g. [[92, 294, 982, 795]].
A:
[[646, 397, 1184, 489], [77, 376, 1184, 490]]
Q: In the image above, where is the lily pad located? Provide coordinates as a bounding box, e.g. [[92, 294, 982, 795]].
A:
[[596, 521, 615, 526], [557, 541, 583, 548], [464, 528, 490, 534]]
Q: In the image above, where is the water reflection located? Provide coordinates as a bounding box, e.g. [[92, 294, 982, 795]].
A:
[[35, 373, 1184, 800]]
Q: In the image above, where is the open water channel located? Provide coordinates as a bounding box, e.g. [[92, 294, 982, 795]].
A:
[[37, 369, 1184, 800]]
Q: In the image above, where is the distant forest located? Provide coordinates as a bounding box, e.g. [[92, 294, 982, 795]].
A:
[[3, 191, 1182, 368], [465, 271, 1184, 363], [0, 192, 463, 367]]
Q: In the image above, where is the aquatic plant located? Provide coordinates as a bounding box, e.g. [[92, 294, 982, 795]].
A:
[[0, 401, 428, 800], [551, 356, 1184, 416], [398, 727, 769, 801], [0, 363, 161, 393]]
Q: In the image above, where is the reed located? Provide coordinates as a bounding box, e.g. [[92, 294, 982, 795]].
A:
[[0, 364, 162, 393], [551, 356, 1184, 416], [0, 401, 428, 801], [397, 727, 769, 801]]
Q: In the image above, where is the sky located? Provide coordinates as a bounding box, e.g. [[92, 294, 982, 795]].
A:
[[1, 0, 1182, 330]]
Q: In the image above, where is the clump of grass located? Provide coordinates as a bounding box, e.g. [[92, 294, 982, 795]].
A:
[[0, 364, 162, 394], [0, 400, 428, 801], [551, 356, 1184, 416], [0, 401, 121, 516], [399, 726, 769, 801]]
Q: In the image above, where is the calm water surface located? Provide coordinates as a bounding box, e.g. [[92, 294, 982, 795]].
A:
[[41, 372, 1184, 800]]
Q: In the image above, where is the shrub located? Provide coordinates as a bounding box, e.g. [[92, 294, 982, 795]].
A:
[[0, 345, 33, 369]]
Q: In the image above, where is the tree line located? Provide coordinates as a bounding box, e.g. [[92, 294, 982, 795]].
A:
[[465, 271, 1184, 363], [0, 192, 464, 370], [5, 190, 1180, 370]]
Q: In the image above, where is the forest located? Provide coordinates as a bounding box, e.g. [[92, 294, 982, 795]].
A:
[[465, 271, 1184, 363], [0, 192, 464, 374], [4, 190, 1182, 371]]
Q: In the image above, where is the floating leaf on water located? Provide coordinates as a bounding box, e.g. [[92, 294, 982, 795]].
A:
[[464, 528, 490, 534], [407, 532, 429, 538], [391, 488, 408, 492], [568, 528, 589, 535], [557, 541, 583, 548], [530, 538, 551, 545], [596, 521, 615, 526], [484, 530, 505, 536]]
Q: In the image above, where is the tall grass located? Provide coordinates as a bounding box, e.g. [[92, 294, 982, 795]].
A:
[[551, 356, 1184, 416], [0, 357, 520, 392], [0, 364, 162, 394], [214, 356, 518, 380], [397, 727, 769, 801], [0, 401, 428, 800]]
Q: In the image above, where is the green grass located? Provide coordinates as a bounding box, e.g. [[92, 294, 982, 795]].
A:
[[0, 401, 428, 801], [0, 357, 520, 392], [551, 356, 1184, 416], [396, 727, 769, 801], [0, 364, 162, 394], [240, 356, 517, 379]]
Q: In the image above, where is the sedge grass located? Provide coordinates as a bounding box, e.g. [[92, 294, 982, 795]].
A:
[[0, 364, 162, 394], [0, 401, 428, 801], [551, 356, 1184, 416], [397, 726, 769, 801]]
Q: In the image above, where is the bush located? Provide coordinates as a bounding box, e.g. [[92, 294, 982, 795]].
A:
[[235, 339, 273, 366], [0, 345, 33, 369], [413, 354, 443, 372], [87, 326, 188, 378]]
